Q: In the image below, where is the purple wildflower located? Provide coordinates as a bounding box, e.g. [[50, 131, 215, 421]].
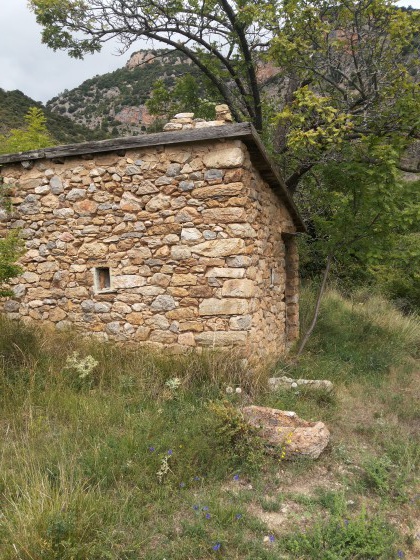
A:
[[397, 552, 404, 559], [269, 535, 275, 542], [179, 482, 185, 488], [202, 506, 209, 511], [233, 474, 240, 481], [235, 513, 242, 520], [194, 476, 200, 481], [193, 505, 199, 511], [167, 449, 173, 455], [212, 542, 221, 551], [205, 513, 211, 519], [148, 446, 155, 452]]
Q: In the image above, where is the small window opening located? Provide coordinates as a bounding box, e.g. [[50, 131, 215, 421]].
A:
[[95, 267, 111, 292]]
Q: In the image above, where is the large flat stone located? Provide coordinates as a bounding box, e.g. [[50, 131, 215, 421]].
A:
[[221, 279, 255, 298], [192, 239, 245, 257], [193, 182, 244, 198], [202, 207, 247, 223], [242, 406, 330, 460], [113, 275, 147, 289], [199, 298, 249, 315], [268, 376, 334, 393], [195, 331, 247, 346], [202, 147, 244, 168], [205, 267, 245, 279]]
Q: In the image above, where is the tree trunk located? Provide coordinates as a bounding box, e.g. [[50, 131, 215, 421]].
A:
[[294, 254, 333, 360]]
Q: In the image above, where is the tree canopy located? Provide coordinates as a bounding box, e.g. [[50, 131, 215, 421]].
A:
[[30, 0, 273, 132], [0, 107, 55, 155], [270, 0, 420, 190], [147, 74, 222, 123]]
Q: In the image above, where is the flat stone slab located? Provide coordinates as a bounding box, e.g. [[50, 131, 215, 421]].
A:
[[268, 376, 334, 393], [174, 112, 195, 119], [242, 405, 330, 460]]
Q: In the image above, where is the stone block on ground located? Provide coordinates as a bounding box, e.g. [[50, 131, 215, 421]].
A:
[[242, 405, 330, 459], [268, 376, 334, 393]]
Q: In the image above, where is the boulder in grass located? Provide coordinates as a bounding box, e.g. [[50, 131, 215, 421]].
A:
[[268, 376, 334, 393], [242, 405, 330, 460]]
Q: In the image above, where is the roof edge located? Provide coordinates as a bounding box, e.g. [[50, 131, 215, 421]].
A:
[[0, 123, 253, 164]]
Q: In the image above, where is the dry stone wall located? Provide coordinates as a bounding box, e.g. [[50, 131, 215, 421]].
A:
[[0, 137, 298, 357]]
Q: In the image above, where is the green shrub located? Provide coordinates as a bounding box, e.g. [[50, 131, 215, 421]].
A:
[[362, 455, 395, 496], [282, 508, 398, 559], [361, 443, 419, 502], [208, 401, 265, 475], [0, 232, 23, 296]]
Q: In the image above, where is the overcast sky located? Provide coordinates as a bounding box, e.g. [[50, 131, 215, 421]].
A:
[[0, 1, 144, 104], [0, 0, 419, 104]]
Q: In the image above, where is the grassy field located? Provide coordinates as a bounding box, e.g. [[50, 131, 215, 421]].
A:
[[0, 288, 419, 559]]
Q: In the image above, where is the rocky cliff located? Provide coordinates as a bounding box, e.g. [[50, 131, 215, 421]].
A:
[[126, 49, 191, 70]]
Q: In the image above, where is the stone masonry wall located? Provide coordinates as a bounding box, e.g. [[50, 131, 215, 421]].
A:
[[0, 137, 298, 357], [244, 167, 299, 354]]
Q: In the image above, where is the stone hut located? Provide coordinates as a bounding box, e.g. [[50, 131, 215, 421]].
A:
[[0, 112, 305, 358]]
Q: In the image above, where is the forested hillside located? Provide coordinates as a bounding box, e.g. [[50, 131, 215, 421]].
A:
[[46, 50, 199, 136], [0, 89, 108, 145]]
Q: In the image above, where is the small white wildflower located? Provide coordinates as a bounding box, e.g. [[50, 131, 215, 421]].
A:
[[157, 454, 172, 484], [226, 386, 234, 394], [165, 377, 181, 390], [64, 352, 98, 385], [235, 387, 242, 394]]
